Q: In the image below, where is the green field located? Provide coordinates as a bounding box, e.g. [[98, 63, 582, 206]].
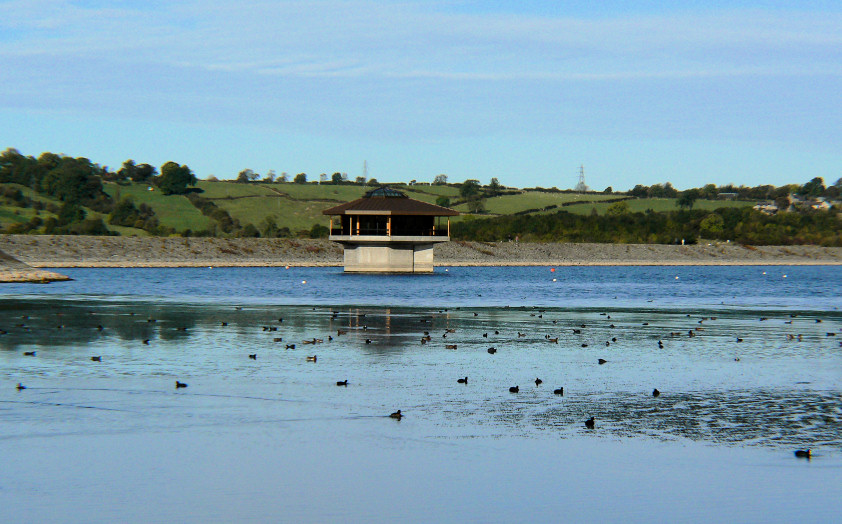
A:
[[453, 191, 624, 215], [103, 183, 214, 231], [1, 179, 763, 236]]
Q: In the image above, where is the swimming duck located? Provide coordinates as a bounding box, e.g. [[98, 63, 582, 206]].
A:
[[553, 387, 564, 396], [175, 381, 188, 388], [90, 356, 101, 362], [336, 380, 348, 386], [16, 383, 25, 390], [457, 377, 468, 384], [249, 354, 257, 360], [306, 355, 317, 362], [653, 388, 660, 397], [390, 410, 402, 420], [535, 378, 542, 386], [794, 449, 811, 458], [585, 417, 595, 429], [509, 386, 519, 393], [598, 358, 607, 365], [487, 347, 497, 354]]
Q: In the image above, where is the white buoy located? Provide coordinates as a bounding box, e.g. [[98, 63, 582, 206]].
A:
[[675, 276, 679, 280], [302, 280, 307, 284], [285, 265, 290, 270], [552, 278, 557, 282], [782, 275, 787, 278]]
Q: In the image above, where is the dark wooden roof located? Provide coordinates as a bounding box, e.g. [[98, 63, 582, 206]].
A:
[[322, 187, 459, 216]]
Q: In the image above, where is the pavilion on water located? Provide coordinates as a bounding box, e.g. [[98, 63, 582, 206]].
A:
[[322, 186, 459, 273]]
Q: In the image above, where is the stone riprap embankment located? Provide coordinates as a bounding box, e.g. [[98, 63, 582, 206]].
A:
[[1, 235, 841, 269]]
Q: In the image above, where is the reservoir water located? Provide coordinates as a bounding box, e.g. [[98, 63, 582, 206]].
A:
[[2, 265, 841, 522]]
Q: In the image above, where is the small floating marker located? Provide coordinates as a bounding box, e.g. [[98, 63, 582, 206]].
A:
[[550, 268, 555, 272], [552, 278, 557, 282], [301, 280, 307, 284], [285, 265, 290, 269], [675, 276, 679, 280], [783, 274, 787, 278], [445, 268, 449, 272], [762, 271, 767, 275]]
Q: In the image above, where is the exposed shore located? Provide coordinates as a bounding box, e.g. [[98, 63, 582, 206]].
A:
[[2, 235, 842, 270]]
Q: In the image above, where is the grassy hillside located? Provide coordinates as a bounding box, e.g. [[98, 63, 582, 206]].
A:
[[1, 179, 760, 237]]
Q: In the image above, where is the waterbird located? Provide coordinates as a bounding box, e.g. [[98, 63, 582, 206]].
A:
[[794, 449, 811, 458], [598, 358, 607, 365], [389, 410, 402, 420], [336, 380, 348, 386], [365, 339, 372, 344], [547, 337, 558, 344], [518, 332, 526, 337], [23, 351, 36, 356], [487, 347, 497, 354], [736, 337, 743, 342], [249, 354, 257, 360], [97, 325, 104, 331], [175, 381, 188, 388], [220, 322, 228, 326], [16, 383, 25, 390], [509, 386, 519, 393], [457, 377, 468, 384], [553, 387, 564, 396], [483, 333, 488, 338], [653, 388, 660, 397], [285, 344, 296, 349], [90, 356, 102, 362], [446, 344, 458, 350], [535, 378, 542, 386], [494, 330, 499, 335], [306, 355, 317, 362], [581, 343, 588, 348], [658, 340, 664, 349], [142, 339, 150, 345], [585, 417, 595, 429], [273, 337, 283, 342]]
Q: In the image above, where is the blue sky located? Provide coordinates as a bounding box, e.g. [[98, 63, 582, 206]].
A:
[[1, 1, 840, 191]]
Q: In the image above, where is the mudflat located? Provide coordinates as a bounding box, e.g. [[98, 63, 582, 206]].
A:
[[1, 235, 841, 269]]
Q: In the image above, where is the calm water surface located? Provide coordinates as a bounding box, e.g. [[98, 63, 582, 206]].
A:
[[1, 266, 841, 523]]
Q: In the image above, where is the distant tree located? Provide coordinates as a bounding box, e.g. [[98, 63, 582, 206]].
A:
[[355, 176, 366, 185], [628, 184, 647, 198], [236, 169, 259, 183], [293, 173, 307, 184], [775, 196, 790, 211], [833, 177, 842, 188], [603, 186, 613, 194], [677, 189, 700, 210], [278, 172, 289, 183], [488, 177, 502, 195], [467, 198, 485, 214], [331, 172, 343, 184], [436, 196, 451, 208], [367, 178, 378, 186], [606, 201, 629, 216], [206, 175, 219, 182], [800, 177, 825, 197], [433, 174, 448, 185], [237, 223, 260, 237], [264, 170, 276, 183], [157, 161, 196, 195], [699, 213, 724, 238], [132, 163, 156, 183], [309, 223, 329, 238], [460, 179, 481, 199], [117, 159, 136, 182]]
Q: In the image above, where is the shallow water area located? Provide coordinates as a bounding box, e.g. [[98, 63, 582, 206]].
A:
[[2, 266, 841, 522]]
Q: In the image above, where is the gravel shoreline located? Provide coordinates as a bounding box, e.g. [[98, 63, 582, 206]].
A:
[[2, 235, 842, 270]]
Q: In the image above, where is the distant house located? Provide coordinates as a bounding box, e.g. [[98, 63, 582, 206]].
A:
[[717, 192, 738, 200], [753, 202, 779, 215]]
